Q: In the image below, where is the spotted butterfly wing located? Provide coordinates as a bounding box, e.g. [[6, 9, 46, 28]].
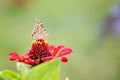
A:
[[31, 19, 49, 40]]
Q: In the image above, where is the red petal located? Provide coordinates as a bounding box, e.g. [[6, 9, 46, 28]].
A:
[[26, 59, 35, 65], [41, 56, 53, 62], [51, 45, 64, 57], [49, 45, 55, 52], [18, 57, 25, 62], [57, 48, 72, 57], [9, 52, 21, 60], [61, 57, 68, 62]]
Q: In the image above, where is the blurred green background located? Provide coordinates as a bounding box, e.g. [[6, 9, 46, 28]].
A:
[[0, 0, 120, 80]]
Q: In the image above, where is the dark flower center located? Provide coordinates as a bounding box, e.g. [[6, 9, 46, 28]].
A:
[[27, 39, 51, 64]]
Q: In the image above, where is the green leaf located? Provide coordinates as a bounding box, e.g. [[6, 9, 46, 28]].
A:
[[0, 70, 20, 80], [0, 77, 5, 80], [21, 59, 60, 80], [16, 62, 30, 75]]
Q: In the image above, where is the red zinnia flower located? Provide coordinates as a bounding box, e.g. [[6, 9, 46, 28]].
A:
[[9, 19, 72, 66], [9, 39, 72, 66]]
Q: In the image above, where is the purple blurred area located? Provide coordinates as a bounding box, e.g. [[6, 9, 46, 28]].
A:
[[100, 4, 120, 39]]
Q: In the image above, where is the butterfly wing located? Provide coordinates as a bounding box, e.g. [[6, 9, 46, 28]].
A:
[[31, 19, 49, 40]]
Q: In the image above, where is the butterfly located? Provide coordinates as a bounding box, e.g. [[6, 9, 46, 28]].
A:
[[31, 19, 49, 40]]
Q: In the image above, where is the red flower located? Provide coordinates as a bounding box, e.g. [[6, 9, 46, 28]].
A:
[[9, 39, 72, 66]]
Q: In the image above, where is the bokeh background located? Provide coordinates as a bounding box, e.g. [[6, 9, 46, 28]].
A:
[[0, 0, 120, 80]]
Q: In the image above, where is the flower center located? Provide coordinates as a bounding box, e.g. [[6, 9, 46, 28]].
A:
[[27, 39, 51, 64]]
